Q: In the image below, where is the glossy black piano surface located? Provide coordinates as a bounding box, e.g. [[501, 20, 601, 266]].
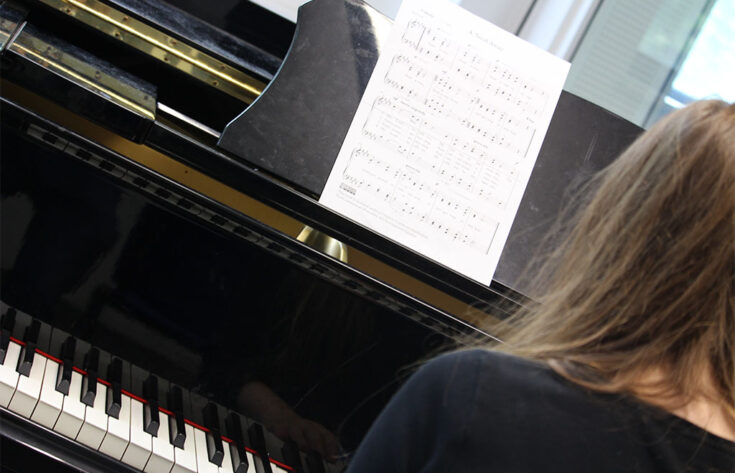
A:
[[0, 101, 461, 471], [0, 0, 642, 471]]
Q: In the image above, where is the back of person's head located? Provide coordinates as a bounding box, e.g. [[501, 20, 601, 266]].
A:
[[497, 100, 734, 414]]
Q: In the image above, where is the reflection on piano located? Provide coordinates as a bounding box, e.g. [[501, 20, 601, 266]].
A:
[[0, 0, 641, 471]]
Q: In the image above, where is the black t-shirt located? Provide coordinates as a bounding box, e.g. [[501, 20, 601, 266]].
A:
[[346, 349, 735, 472]]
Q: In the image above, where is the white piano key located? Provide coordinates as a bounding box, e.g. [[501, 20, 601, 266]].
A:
[[8, 352, 46, 417], [76, 381, 108, 449], [99, 393, 131, 460], [30, 359, 64, 428], [0, 341, 22, 407], [219, 440, 235, 473], [54, 370, 85, 438], [171, 423, 198, 473], [144, 410, 175, 473], [194, 427, 219, 473], [245, 452, 258, 473], [121, 398, 152, 469]]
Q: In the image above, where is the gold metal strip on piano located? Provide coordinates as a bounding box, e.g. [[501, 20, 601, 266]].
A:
[[37, 0, 265, 103], [8, 29, 156, 120]]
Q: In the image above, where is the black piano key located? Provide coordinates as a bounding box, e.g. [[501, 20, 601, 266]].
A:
[[130, 364, 148, 398], [8, 307, 30, 341], [225, 413, 249, 473], [230, 441, 250, 473], [105, 357, 122, 418], [0, 331, 9, 365], [305, 451, 326, 473], [81, 347, 99, 406], [55, 336, 76, 395], [0, 307, 16, 365], [282, 441, 304, 473], [168, 385, 187, 449], [248, 423, 273, 473], [16, 320, 40, 376], [34, 320, 53, 354], [55, 363, 73, 396], [203, 402, 224, 466], [143, 374, 160, 436], [225, 412, 245, 444]]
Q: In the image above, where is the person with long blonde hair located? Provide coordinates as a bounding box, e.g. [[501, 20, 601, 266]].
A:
[[346, 100, 735, 472]]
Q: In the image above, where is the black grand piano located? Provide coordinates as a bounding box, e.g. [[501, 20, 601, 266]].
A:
[[0, 0, 642, 471]]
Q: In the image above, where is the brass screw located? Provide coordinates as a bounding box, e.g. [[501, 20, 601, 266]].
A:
[[212, 80, 219, 86]]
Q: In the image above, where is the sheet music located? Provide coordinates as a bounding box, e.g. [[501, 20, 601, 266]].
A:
[[319, 0, 570, 285]]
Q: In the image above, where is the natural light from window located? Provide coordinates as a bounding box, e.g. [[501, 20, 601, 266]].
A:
[[669, 0, 735, 105]]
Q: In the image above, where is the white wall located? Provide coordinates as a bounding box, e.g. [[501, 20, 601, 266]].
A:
[[366, 0, 534, 33], [252, 0, 557, 41], [458, 0, 534, 33]]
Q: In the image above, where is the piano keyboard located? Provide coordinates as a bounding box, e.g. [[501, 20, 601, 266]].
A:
[[0, 303, 334, 473]]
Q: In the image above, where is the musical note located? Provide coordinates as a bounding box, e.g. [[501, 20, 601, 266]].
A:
[[320, 0, 569, 285]]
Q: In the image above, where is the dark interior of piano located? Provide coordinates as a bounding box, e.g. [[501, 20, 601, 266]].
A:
[[0, 0, 642, 472]]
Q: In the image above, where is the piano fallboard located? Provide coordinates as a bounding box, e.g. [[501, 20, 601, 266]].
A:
[[0, 95, 462, 471]]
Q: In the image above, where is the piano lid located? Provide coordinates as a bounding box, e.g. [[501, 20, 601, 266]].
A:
[[1, 0, 642, 316]]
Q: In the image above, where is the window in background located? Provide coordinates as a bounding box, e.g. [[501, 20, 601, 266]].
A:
[[563, 0, 734, 127], [645, 0, 735, 126], [256, 0, 733, 128]]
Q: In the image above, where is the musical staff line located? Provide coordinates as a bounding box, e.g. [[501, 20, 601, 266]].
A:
[[321, 0, 570, 284]]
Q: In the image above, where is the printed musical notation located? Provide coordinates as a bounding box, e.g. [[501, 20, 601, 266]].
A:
[[320, 0, 569, 285]]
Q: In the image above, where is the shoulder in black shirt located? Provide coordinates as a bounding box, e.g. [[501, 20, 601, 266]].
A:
[[346, 349, 735, 473]]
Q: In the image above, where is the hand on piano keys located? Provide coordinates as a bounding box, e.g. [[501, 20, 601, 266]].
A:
[[0, 304, 335, 473], [236, 381, 339, 463]]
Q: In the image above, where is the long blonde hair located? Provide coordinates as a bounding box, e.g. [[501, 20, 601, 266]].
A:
[[495, 100, 735, 415]]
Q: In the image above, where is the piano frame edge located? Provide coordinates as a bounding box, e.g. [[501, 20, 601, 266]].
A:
[[0, 405, 140, 473], [0, 93, 496, 341]]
